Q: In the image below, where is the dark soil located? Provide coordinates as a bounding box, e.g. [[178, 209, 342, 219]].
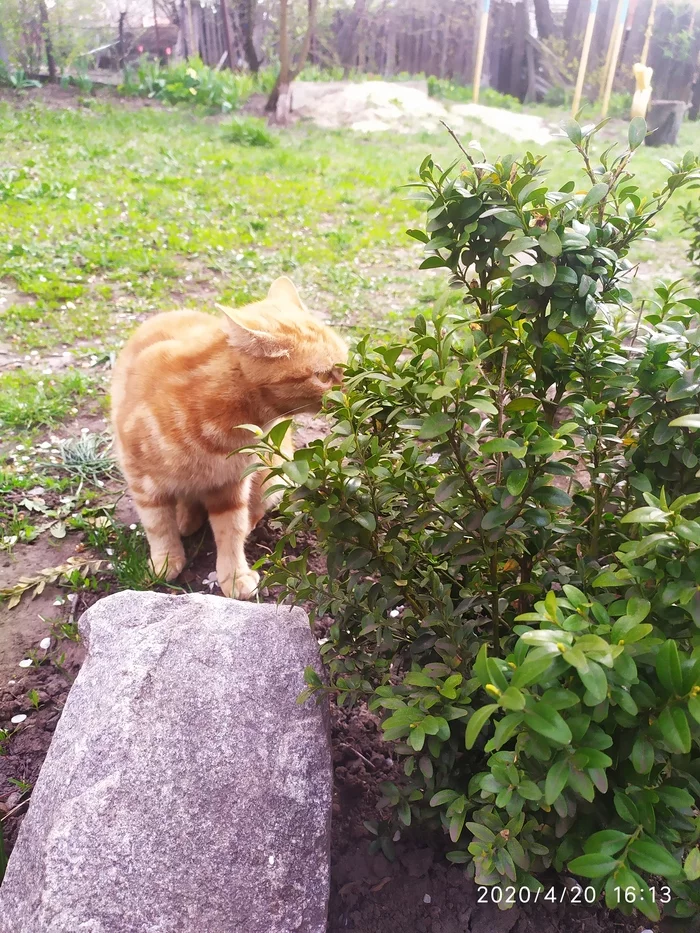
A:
[[0, 518, 685, 932]]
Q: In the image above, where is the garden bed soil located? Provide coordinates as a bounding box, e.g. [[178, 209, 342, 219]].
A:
[[0, 521, 681, 932]]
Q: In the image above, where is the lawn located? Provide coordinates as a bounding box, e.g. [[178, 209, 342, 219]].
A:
[[0, 92, 699, 595]]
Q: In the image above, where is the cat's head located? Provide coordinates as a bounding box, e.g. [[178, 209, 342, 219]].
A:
[[219, 277, 348, 417]]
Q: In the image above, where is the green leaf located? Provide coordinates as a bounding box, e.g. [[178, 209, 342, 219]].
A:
[[532, 485, 573, 508], [403, 672, 435, 688], [562, 119, 582, 145], [684, 847, 700, 881], [656, 639, 684, 695], [506, 468, 529, 496], [676, 520, 700, 545], [621, 506, 670, 524], [510, 654, 553, 688], [434, 476, 463, 503], [669, 414, 700, 429], [430, 789, 460, 807], [628, 839, 683, 879], [419, 413, 454, 439], [408, 725, 426, 750], [529, 436, 566, 456], [583, 830, 630, 857], [502, 235, 538, 256], [688, 694, 700, 725], [581, 183, 609, 211], [406, 228, 429, 243], [631, 736, 654, 775], [577, 660, 607, 704], [614, 792, 639, 825], [419, 256, 448, 270], [481, 505, 518, 530], [355, 512, 377, 533], [523, 703, 572, 745], [481, 437, 527, 455], [628, 117, 647, 150], [658, 706, 691, 753], [499, 686, 526, 711], [539, 230, 562, 257], [281, 459, 310, 485], [465, 704, 499, 749], [532, 261, 556, 287], [567, 853, 619, 879], [544, 756, 569, 804]]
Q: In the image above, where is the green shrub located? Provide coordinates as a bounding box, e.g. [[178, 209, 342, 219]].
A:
[[680, 201, 700, 281], [542, 85, 572, 109], [427, 75, 522, 111], [223, 116, 276, 148], [256, 119, 700, 920], [120, 57, 258, 113]]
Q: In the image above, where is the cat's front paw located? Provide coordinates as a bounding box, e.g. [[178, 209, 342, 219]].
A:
[[150, 552, 186, 582], [219, 568, 260, 600]]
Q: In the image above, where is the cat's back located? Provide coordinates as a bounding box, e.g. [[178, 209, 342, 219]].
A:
[[116, 310, 218, 366], [111, 310, 221, 417]]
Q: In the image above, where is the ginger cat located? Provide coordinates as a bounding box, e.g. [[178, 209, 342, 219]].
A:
[[111, 277, 347, 599]]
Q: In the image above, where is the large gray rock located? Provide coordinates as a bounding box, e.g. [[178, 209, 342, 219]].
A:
[[0, 591, 332, 933]]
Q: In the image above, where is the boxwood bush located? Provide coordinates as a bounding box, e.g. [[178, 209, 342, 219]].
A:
[[255, 119, 700, 920]]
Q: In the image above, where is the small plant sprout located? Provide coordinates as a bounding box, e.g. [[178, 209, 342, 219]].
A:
[[58, 432, 115, 484], [27, 689, 40, 710]]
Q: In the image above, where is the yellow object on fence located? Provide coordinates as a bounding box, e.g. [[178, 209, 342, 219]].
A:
[[630, 62, 653, 119]]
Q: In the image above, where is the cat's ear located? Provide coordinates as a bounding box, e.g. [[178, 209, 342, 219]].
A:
[[267, 276, 305, 310], [217, 306, 290, 358]]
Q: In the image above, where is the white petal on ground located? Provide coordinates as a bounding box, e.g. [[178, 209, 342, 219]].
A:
[[10, 714, 27, 724]]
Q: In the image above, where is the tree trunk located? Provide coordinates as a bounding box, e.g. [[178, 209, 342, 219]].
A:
[[118, 11, 126, 72], [267, 0, 317, 121], [38, 0, 57, 82], [237, 0, 260, 72], [533, 0, 557, 39], [220, 0, 235, 69], [383, 10, 396, 77]]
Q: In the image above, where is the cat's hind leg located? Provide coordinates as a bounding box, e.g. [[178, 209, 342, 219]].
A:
[[176, 499, 207, 537], [134, 498, 186, 581]]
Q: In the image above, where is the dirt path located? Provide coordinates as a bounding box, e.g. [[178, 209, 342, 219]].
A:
[[291, 80, 558, 145]]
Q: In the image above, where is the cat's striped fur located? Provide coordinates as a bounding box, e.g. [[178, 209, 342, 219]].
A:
[[111, 277, 347, 598]]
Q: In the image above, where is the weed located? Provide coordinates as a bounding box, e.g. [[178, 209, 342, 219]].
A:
[[223, 116, 276, 148], [8, 778, 32, 794], [58, 432, 115, 484]]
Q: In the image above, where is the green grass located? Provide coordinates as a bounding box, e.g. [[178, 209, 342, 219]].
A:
[[0, 95, 699, 591], [0, 370, 95, 428]]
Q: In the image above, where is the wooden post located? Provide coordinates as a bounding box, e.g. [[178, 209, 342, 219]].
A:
[[572, 0, 599, 116], [600, 0, 629, 118], [640, 0, 657, 67], [472, 0, 490, 104], [220, 0, 235, 70], [187, 0, 195, 58]]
